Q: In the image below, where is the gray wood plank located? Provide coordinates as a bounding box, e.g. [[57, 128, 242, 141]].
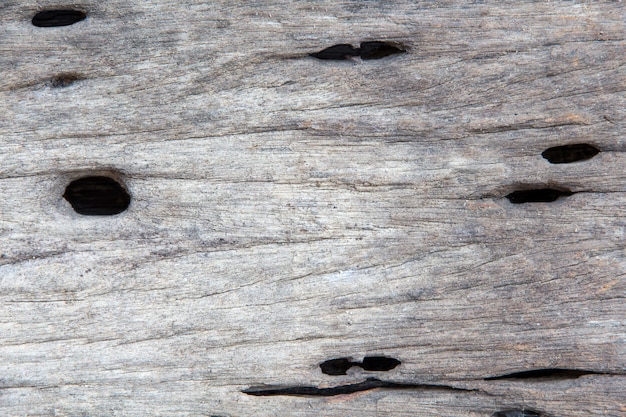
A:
[[1, 1, 624, 415]]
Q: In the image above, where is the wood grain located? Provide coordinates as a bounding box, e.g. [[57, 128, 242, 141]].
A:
[[1, 1, 624, 416]]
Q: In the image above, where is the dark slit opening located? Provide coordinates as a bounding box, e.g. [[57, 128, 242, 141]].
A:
[[506, 188, 573, 204], [542, 144, 599, 164], [32, 10, 86, 27]]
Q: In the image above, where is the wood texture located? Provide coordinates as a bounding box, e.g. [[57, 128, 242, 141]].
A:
[[1, 1, 625, 416]]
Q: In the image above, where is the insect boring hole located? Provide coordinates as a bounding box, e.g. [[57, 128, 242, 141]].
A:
[[32, 10, 86, 27], [310, 41, 405, 60], [358, 41, 405, 60], [63, 176, 131, 215], [541, 143, 600, 164], [320, 356, 401, 375], [360, 356, 401, 372], [320, 358, 354, 375], [506, 188, 573, 204]]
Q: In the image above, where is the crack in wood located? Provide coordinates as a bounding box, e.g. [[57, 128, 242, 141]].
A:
[[310, 41, 405, 60], [492, 410, 547, 417], [469, 120, 590, 134], [242, 377, 475, 397], [506, 188, 574, 204], [484, 368, 615, 380], [46, 73, 84, 88], [244, 370, 625, 398]]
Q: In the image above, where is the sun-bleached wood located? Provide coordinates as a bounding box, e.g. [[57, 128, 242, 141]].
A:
[[1, 1, 624, 416]]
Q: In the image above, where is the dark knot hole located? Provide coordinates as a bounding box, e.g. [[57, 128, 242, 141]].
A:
[[63, 176, 131, 215], [32, 10, 86, 27]]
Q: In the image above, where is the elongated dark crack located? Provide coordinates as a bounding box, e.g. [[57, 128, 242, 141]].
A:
[[485, 368, 610, 380], [242, 377, 475, 397], [243, 368, 619, 397]]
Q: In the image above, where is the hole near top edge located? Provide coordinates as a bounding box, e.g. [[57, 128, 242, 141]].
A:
[[32, 10, 86, 27]]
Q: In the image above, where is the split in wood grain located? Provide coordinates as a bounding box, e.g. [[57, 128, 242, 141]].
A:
[[469, 119, 591, 134], [242, 377, 475, 397], [46, 73, 84, 88], [484, 368, 601, 380], [506, 188, 574, 204], [310, 41, 405, 60], [32, 10, 86, 27], [492, 410, 546, 417]]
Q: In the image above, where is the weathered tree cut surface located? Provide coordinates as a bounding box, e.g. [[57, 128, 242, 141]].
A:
[[0, 1, 625, 416]]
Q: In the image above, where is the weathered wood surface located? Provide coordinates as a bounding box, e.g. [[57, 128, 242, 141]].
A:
[[1, 1, 625, 416]]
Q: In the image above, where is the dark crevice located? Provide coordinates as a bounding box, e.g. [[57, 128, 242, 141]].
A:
[[310, 44, 359, 60], [492, 410, 546, 417], [320, 356, 401, 375], [32, 10, 86, 27], [310, 41, 405, 60], [506, 188, 574, 204], [485, 368, 604, 380], [242, 377, 474, 397], [63, 176, 131, 215], [542, 144, 600, 164], [359, 41, 405, 60], [469, 119, 589, 134], [47, 73, 83, 88]]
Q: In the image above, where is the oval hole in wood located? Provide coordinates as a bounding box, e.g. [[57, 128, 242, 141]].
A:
[[506, 188, 573, 204], [63, 176, 131, 215], [358, 41, 405, 60], [32, 10, 86, 27], [360, 356, 401, 372], [541, 144, 600, 164], [320, 358, 354, 375]]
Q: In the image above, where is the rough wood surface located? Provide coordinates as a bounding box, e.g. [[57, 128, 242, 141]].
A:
[[1, 1, 625, 416]]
